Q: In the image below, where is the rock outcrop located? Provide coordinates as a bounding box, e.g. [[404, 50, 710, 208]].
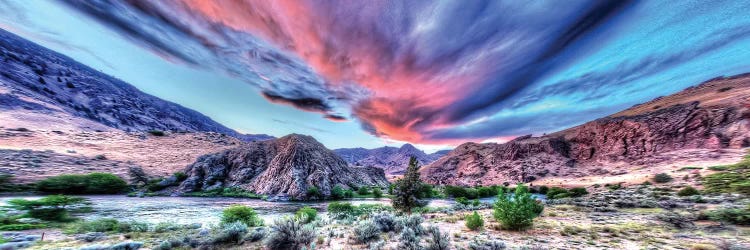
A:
[[334, 144, 449, 174], [177, 134, 389, 200], [421, 74, 750, 186], [0, 28, 268, 140]]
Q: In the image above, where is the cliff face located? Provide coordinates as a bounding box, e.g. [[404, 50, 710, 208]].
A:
[[177, 134, 389, 200], [0, 28, 271, 141], [334, 144, 448, 174], [421, 74, 750, 186]]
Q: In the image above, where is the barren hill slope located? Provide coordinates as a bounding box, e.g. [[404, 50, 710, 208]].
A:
[[422, 74, 750, 186]]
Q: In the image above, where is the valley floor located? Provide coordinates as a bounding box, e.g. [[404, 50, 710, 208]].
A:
[[3, 184, 748, 250]]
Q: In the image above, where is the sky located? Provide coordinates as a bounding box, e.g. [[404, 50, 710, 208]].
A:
[[1, 0, 749, 152]]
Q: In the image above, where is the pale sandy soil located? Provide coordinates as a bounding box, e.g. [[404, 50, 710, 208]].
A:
[[0, 127, 241, 180], [531, 148, 747, 188]]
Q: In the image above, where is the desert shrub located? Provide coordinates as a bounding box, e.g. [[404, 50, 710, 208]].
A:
[[468, 238, 506, 250], [605, 183, 622, 191], [372, 187, 383, 198], [7, 195, 88, 221], [147, 130, 166, 136], [472, 199, 481, 207], [331, 185, 346, 200], [397, 228, 421, 250], [677, 186, 700, 196], [456, 197, 470, 206], [424, 226, 450, 250], [354, 220, 380, 243], [653, 173, 674, 183], [221, 205, 263, 227], [306, 186, 322, 199], [358, 186, 370, 195], [110, 241, 143, 250], [729, 181, 750, 195], [36, 173, 127, 194], [246, 227, 267, 242], [656, 212, 695, 229], [371, 212, 397, 232], [294, 206, 317, 224], [392, 157, 428, 213], [568, 187, 588, 197], [399, 214, 425, 235], [493, 184, 542, 230], [465, 211, 484, 231], [702, 157, 750, 194], [265, 217, 315, 250], [212, 221, 248, 244], [705, 206, 750, 225]]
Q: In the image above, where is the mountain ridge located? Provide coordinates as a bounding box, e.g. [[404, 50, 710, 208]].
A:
[[421, 73, 750, 186], [334, 143, 449, 174]]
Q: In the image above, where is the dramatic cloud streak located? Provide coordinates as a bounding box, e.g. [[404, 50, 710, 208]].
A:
[[58, 0, 750, 144]]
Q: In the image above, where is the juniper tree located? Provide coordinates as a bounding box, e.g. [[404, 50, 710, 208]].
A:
[[392, 157, 427, 213]]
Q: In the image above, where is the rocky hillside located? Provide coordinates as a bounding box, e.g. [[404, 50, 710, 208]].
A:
[[334, 144, 449, 174], [177, 134, 389, 200], [422, 74, 750, 186], [0, 28, 270, 140]]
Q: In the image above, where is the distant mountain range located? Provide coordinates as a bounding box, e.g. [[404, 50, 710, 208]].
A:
[[421, 73, 750, 186], [0, 28, 271, 141], [334, 144, 450, 174]]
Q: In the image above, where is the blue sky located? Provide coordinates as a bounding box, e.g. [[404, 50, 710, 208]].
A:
[[1, 0, 749, 151]]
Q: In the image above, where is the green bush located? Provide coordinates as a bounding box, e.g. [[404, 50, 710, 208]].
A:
[[653, 173, 673, 183], [493, 184, 542, 230], [331, 185, 346, 200], [294, 206, 317, 224], [537, 186, 549, 194], [705, 206, 750, 225], [221, 205, 263, 227], [327, 202, 355, 217], [677, 186, 700, 196], [36, 173, 127, 194], [306, 186, 322, 199], [568, 187, 588, 197], [265, 217, 315, 250], [372, 187, 383, 198], [7, 195, 89, 221], [729, 181, 750, 195], [184, 187, 262, 198], [465, 211, 484, 231], [455, 197, 470, 206], [212, 222, 248, 244], [357, 186, 370, 195], [546, 187, 568, 198], [172, 172, 187, 182]]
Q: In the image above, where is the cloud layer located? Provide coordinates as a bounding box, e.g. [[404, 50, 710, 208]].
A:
[[60, 0, 750, 144]]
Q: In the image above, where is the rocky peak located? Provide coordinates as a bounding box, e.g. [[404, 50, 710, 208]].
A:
[[177, 134, 389, 200]]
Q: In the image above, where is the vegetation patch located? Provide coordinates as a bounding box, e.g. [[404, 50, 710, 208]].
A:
[[36, 173, 128, 194], [221, 205, 263, 227], [493, 184, 544, 230], [703, 156, 750, 194], [184, 187, 263, 199]]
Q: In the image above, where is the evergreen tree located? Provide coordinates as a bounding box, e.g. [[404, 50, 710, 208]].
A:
[[391, 157, 427, 213]]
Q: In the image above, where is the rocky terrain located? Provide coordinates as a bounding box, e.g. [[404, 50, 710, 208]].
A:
[[334, 144, 448, 175], [0, 28, 270, 140], [422, 74, 750, 186], [177, 134, 389, 200], [0, 128, 244, 182]]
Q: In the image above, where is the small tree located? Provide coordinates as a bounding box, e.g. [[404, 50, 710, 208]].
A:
[[493, 184, 542, 230], [391, 157, 427, 213], [677, 186, 700, 196], [465, 211, 484, 230], [357, 186, 370, 195], [306, 186, 322, 199]]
